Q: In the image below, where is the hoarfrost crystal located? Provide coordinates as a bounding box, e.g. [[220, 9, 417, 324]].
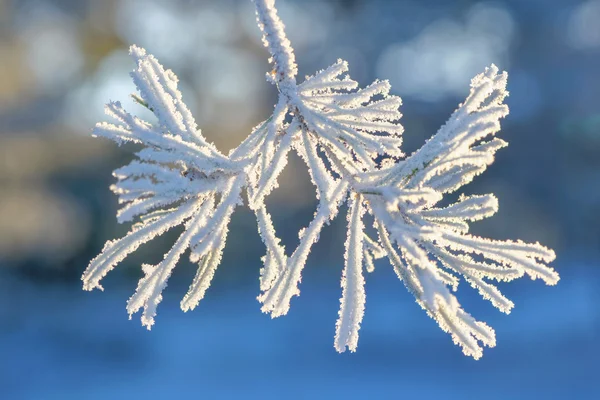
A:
[[84, 0, 559, 359]]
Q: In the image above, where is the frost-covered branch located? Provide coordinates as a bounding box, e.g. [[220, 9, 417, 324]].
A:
[[86, 0, 559, 359], [334, 195, 367, 352], [252, 0, 297, 88], [83, 46, 247, 328]]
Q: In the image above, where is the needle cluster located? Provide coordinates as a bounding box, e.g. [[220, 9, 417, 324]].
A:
[[84, 0, 558, 359]]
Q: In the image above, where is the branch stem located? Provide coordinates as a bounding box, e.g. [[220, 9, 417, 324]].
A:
[[252, 0, 298, 89]]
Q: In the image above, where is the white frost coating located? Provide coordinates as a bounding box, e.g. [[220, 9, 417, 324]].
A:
[[379, 65, 510, 193], [83, 200, 200, 291], [335, 196, 367, 352], [252, 0, 297, 87], [295, 61, 404, 169], [258, 179, 349, 317], [129, 46, 216, 152], [255, 205, 287, 292], [126, 198, 214, 328], [249, 108, 295, 209], [84, 47, 246, 323], [297, 128, 337, 203], [86, 0, 559, 359]]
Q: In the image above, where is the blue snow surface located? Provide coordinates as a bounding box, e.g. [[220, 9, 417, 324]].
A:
[[0, 261, 598, 400]]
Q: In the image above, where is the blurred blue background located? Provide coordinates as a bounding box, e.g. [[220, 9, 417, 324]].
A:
[[0, 0, 599, 398]]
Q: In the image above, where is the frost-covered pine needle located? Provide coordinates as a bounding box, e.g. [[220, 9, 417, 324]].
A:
[[85, 0, 558, 359]]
